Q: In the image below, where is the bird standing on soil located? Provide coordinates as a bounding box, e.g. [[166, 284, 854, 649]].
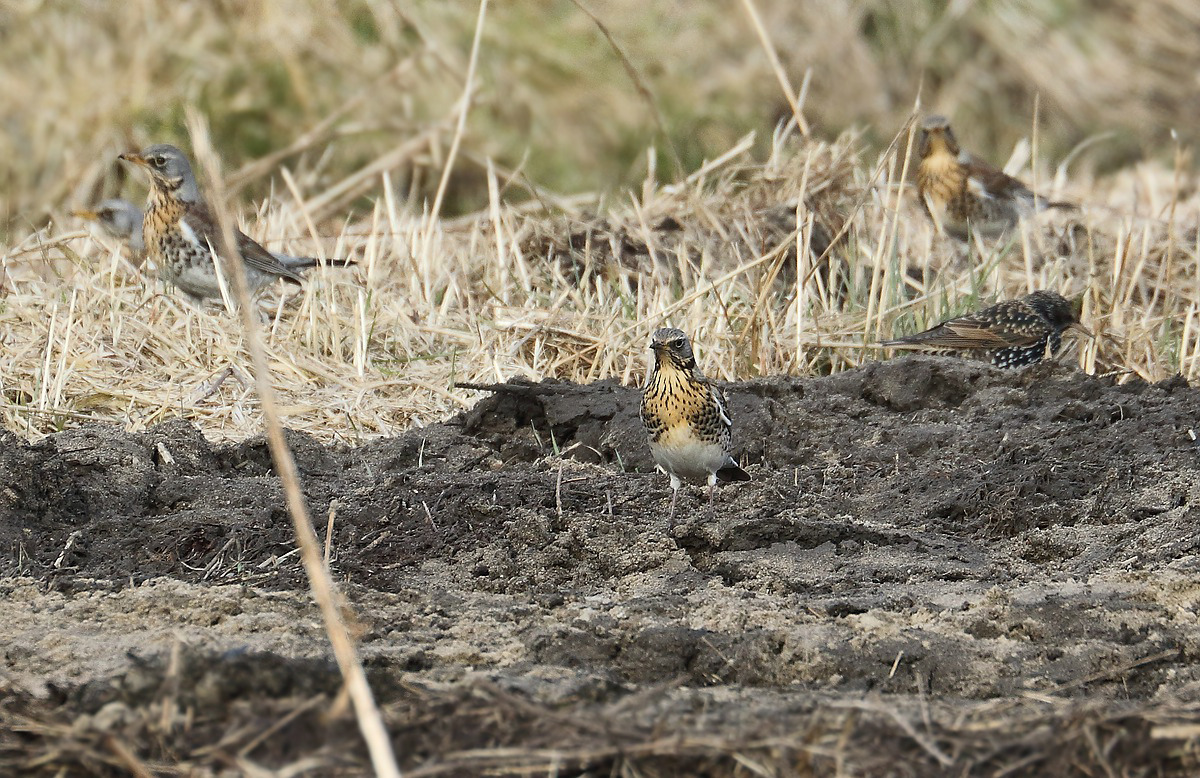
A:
[[73, 198, 146, 258], [640, 327, 750, 528], [882, 290, 1091, 368], [916, 115, 1074, 240], [118, 144, 353, 303]]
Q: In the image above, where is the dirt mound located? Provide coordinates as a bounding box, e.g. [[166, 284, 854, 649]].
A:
[[3, 357, 1200, 775]]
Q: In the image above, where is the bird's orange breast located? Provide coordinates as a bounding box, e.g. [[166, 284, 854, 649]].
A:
[[917, 152, 964, 208], [643, 369, 709, 425]]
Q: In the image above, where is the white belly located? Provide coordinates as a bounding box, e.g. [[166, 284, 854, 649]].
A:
[[649, 431, 728, 483]]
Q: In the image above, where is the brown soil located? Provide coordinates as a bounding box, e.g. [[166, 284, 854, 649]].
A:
[[3, 356, 1200, 776]]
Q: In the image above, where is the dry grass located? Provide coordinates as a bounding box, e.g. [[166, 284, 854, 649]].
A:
[[5, 672, 1200, 776], [0, 0, 1198, 446], [4, 0, 1200, 231], [2, 120, 1198, 445]]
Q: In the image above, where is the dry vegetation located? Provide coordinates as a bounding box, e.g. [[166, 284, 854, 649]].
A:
[[0, 1, 1198, 444], [6, 676, 1199, 776], [3, 3, 1200, 774]]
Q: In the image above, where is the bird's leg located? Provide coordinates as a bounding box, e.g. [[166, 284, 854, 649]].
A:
[[668, 473, 682, 531], [707, 473, 717, 520]]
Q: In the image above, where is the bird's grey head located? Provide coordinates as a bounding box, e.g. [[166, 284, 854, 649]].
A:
[[119, 144, 200, 202], [920, 114, 951, 133], [92, 198, 144, 242], [650, 327, 696, 370], [919, 114, 960, 158], [74, 197, 145, 252]]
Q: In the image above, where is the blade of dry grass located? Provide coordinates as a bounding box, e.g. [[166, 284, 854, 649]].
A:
[[185, 109, 403, 778], [568, 0, 685, 176], [740, 0, 810, 136], [426, 0, 490, 234]]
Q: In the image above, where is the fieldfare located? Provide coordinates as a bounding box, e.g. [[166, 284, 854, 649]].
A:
[[882, 290, 1091, 368], [640, 327, 750, 527], [118, 144, 353, 302], [74, 198, 146, 256], [74, 195, 350, 277], [916, 115, 1074, 240]]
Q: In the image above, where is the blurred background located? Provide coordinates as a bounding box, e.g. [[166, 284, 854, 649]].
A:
[[1, 0, 1197, 242]]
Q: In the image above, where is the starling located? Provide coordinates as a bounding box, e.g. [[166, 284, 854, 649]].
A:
[[640, 327, 750, 527], [917, 114, 1074, 240], [882, 290, 1091, 368]]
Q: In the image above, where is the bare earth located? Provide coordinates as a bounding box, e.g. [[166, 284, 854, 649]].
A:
[[3, 356, 1200, 776]]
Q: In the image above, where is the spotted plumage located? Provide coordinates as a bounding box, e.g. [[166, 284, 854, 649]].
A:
[[640, 327, 750, 527], [917, 115, 1074, 240], [882, 290, 1091, 368], [75, 195, 350, 279], [118, 144, 353, 302]]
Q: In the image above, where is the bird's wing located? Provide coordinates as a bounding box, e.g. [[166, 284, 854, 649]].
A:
[[184, 203, 305, 282], [712, 383, 734, 431], [710, 383, 750, 482], [940, 317, 1042, 346], [959, 152, 1035, 203], [962, 152, 1077, 211], [883, 317, 1034, 349]]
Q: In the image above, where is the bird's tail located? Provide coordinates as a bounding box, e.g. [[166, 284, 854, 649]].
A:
[[1034, 196, 1077, 212], [880, 330, 941, 347], [277, 254, 357, 271], [717, 461, 752, 482]]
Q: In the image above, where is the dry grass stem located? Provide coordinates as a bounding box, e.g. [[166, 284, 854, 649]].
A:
[[740, 0, 810, 136], [426, 0, 490, 233], [185, 111, 402, 778]]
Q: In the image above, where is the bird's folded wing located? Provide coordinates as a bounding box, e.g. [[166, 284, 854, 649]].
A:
[[961, 153, 1033, 202], [185, 202, 305, 282], [236, 232, 306, 282], [885, 319, 1037, 349], [713, 385, 734, 430], [944, 319, 1040, 347], [964, 152, 1075, 211]]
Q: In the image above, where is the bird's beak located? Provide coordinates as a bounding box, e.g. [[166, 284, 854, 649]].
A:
[[72, 209, 99, 221], [650, 342, 664, 353], [119, 151, 148, 168], [1070, 322, 1094, 339]]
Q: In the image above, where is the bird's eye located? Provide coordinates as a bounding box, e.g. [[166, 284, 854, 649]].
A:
[[671, 338, 685, 350], [151, 156, 165, 168]]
